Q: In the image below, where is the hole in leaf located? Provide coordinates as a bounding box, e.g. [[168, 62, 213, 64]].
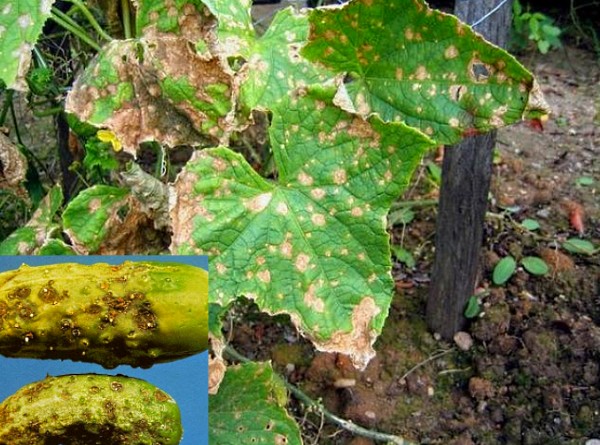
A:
[[471, 63, 489, 81]]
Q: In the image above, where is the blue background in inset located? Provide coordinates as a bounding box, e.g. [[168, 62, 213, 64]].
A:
[[0, 255, 208, 445]]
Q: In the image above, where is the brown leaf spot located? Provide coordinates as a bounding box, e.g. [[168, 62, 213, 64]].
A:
[[295, 253, 310, 272], [415, 65, 428, 81], [317, 297, 381, 370], [215, 263, 227, 274], [351, 207, 363, 217], [444, 45, 459, 59], [244, 192, 272, 212], [257, 270, 271, 284], [304, 283, 324, 312], [298, 171, 314, 186], [311, 188, 326, 200], [395, 68, 403, 81], [332, 168, 347, 185]]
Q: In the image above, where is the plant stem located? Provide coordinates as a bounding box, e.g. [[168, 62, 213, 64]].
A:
[[66, 0, 113, 42], [121, 0, 133, 39], [32, 106, 64, 118], [32, 46, 48, 69], [224, 346, 416, 445], [51, 8, 101, 51], [390, 199, 438, 210]]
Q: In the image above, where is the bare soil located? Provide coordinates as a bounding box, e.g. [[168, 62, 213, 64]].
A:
[[229, 44, 600, 445]]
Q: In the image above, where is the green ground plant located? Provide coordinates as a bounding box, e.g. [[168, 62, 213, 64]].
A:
[[0, 0, 549, 442], [511, 0, 563, 54]]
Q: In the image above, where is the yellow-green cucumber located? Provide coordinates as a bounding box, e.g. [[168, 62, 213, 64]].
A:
[[0, 261, 208, 368], [0, 374, 182, 445]]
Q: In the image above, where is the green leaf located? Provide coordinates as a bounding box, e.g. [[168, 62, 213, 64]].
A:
[[492, 256, 516, 285], [426, 162, 442, 185], [391, 246, 416, 269], [575, 176, 594, 187], [0, 0, 57, 91], [388, 207, 415, 226], [464, 295, 481, 319], [37, 239, 77, 255], [0, 185, 63, 255], [209, 362, 301, 445], [62, 185, 129, 253], [562, 238, 597, 255], [521, 256, 548, 275], [170, 86, 436, 367], [203, 0, 332, 112], [302, 0, 549, 145], [209, 303, 228, 338], [26, 67, 54, 96], [520, 218, 540, 231], [83, 138, 119, 172]]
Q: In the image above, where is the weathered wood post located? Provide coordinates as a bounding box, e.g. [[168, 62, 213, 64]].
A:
[[426, 0, 512, 339]]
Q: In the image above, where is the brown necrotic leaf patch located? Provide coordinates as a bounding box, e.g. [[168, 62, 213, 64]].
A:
[[66, 36, 234, 156]]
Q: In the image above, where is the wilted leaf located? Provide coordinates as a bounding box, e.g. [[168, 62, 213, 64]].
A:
[[0, 185, 63, 255], [209, 362, 301, 445], [170, 87, 435, 367], [302, 0, 549, 145], [521, 256, 548, 276], [120, 162, 170, 230], [0, 132, 28, 200], [0, 0, 57, 91], [62, 185, 129, 253], [66, 35, 234, 156], [492, 255, 516, 285]]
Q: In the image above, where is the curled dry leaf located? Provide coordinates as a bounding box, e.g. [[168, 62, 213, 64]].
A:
[[209, 333, 227, 395], [562, 199, 585, 234], [0, 133, 28, 200]]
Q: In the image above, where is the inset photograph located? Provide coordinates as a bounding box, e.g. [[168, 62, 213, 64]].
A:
[[0, 255, 208, 445]]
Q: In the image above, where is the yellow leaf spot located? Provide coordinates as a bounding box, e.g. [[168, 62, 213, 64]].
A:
[[97, 129, 122, 152]]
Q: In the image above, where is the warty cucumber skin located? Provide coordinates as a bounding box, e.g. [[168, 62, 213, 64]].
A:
[[0, 261, 208, 368], [0, 374, 183, 445]]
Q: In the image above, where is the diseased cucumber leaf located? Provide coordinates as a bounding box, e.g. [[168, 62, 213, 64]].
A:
[[0, 0, 57, 91], [37, 238, 77, 255], [62, 185, 129, 253], [203, 0, 332, 112], [302, 0, 549, 145], [0, 185, 63, 255], [209, 362, 301, 445], [135, 0, 211, 38], [170, 87, 436, 367], [65, 35, 233, 156]]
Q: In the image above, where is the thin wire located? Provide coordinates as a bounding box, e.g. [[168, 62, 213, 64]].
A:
[[470, 0, 511, 28]]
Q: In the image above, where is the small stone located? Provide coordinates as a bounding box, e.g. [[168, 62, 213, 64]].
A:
[[454, 331, 473, 351]]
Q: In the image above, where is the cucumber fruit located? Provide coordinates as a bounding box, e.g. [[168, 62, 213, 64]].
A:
[[0, 261, 208, 368], [0, 374, 183, 445]]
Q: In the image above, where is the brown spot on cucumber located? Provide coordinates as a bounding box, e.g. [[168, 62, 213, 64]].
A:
[[8, 287, 30, 299]]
